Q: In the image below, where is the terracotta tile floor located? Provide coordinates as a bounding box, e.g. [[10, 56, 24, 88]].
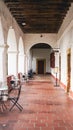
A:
[[0, 75, 73, 130]]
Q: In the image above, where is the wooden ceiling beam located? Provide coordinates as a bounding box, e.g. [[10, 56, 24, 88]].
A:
[[4, 0, 72, 4], [22, 28, 58, 33], [16, 18, 63, 21], [14, 15, 65, 18], [3, 0, 73, 33], [9, 7, 69, 13], [11, 10, 67, 16], [6, 3, 70, 7]]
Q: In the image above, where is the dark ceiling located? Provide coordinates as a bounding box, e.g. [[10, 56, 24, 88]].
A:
[[3, 0, 73, 33]]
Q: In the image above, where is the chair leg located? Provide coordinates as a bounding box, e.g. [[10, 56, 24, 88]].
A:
[[16, 102, 23, 109], [3, 102, 7, 109], [9, 98, 23, 111], [0, 102, 7, 112]]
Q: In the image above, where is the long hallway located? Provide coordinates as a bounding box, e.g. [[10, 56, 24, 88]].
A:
[[0, 75, 73, 130]]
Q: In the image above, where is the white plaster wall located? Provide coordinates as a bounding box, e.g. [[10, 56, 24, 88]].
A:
[[31, 48, 51, 73], [58, 3, 73, 40], [59, 31, 73, 89], [56, 3, 73, 90]]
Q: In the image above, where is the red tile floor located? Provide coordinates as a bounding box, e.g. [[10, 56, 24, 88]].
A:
[[0, 75, 73, 130]]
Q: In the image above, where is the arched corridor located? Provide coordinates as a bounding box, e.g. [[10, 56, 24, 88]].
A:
[[0, 0, 73, 129], [0, 0, 73, 97], [0, 1, 73, 96]]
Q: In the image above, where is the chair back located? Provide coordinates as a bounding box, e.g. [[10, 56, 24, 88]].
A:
[[9, 85, 21, 100]]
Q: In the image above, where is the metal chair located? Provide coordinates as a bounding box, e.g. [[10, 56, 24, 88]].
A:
[[8, 85, 23, 111]]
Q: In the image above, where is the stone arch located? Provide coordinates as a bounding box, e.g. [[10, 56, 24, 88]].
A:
[[26, 42, 53, 54], [7, 26, 17, 76], [31, 42, 52, 49], [24, 34, 56, 54], [18, 37, 25, 73], [24, 35, 56, 75]]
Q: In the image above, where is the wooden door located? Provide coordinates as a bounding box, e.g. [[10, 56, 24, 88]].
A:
[[67, 49, 71, 93], [38, 60, 44, 74]]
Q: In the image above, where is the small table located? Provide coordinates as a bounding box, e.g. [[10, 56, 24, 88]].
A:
[[0, 86, 8, 99], [0, 87, 8, 91], [0, 86, 8, 111]]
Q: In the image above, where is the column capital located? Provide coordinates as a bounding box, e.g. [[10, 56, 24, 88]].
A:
[[8, 50, 19, 54], [0, 44, 9, 48], [4, 44, 9, 48]]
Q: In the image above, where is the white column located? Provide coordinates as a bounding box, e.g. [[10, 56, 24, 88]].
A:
[[16, 51, 19, 77], [55, 52, 59, 67], [3, 44, 9, 81], [0, 45, 4, 81], [18, 53, 25, 74], [25, 54, 28, 75], [54, 51, 59, 78], [24, 54, 26, 74], [28, 51, 32, 70], [0, 44, 9, 82], [8, 51, 18, 76]]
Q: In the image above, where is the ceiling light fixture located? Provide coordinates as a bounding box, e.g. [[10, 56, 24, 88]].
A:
[[40, 34, 43, 37], [22, 22, 26, 26]]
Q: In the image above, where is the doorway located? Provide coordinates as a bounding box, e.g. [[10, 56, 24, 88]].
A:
[[67, 49, 71, 93], [36, 59, 46, 74]]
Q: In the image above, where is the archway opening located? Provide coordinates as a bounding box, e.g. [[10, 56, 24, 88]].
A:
[[28, 43, 52, 75]]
